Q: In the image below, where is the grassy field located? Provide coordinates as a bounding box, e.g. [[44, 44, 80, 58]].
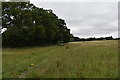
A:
[[2, 40, 118, 78]]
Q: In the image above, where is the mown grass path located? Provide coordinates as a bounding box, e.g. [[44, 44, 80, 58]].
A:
[[18, 46, 62, 78]]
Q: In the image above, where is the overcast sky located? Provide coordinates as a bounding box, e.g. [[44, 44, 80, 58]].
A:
[[30, 0, 118, 38]]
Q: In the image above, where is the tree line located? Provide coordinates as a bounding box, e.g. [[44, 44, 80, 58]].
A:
[[2, 2, 74, 47], [73, 36, 119, 41]]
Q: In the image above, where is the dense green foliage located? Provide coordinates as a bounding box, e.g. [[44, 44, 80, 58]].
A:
[[73, 36, 117, 41], [2, 2, 73, 47]]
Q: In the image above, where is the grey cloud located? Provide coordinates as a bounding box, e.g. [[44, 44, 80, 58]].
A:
[[30, 1, 118, 38]]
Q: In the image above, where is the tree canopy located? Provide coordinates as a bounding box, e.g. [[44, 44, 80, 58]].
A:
[[2, 2, 73, 47]]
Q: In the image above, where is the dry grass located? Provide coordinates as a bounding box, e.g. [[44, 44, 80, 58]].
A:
[[2, 40, 118, 78]]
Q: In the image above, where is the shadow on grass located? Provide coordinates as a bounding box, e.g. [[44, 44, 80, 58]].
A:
[[2, 42, 57, 49]]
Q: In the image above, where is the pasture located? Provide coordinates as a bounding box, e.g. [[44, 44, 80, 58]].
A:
[[2, 40, 118, 78]]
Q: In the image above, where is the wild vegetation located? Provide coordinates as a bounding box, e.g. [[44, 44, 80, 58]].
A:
[[2, 40, 118, 78]]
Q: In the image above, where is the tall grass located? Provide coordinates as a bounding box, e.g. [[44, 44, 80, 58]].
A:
[[2, 40, 118, 78]]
